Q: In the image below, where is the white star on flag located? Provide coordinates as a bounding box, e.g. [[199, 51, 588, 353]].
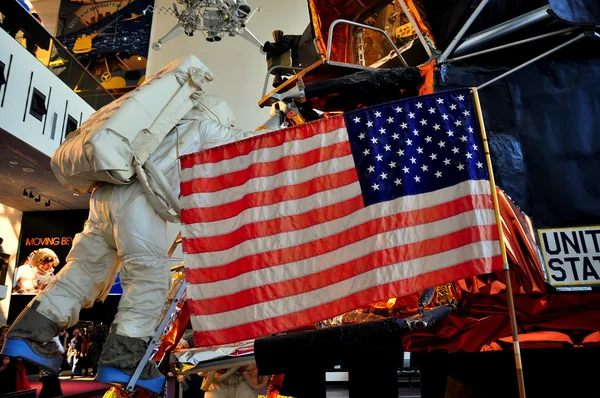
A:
[[358, 132, 365, 140], [410, 157, 417, 164], [449, 104, 457, 110], [374, 111, 382, 118], [442, 114, 449, 120], [457, 163, 465, 170], [466, 152, 473, 159], [477, 161, 484, 169], [401, 122, 408, 129], [457, 94, 465, 101], [389, 161, 397, 168], [428, 107, 436, 114], [425, 136, 433, 143], [433, 124, 441, 131], [408, 112, 415, 119], [473, 144, 479, 151], [416, 102, 423, 109], [452, 147, 460, 154], [420, 119, 428, 126], [438, 141, 446, 148], [430, 153, 437, 160], [443, 158, 451, 165], [387, 117, 394, 124], [372, 183, 380, 190], [394, 178, 402, 186], [421, 164, 428, 172], [376, 154, 383, 162], [371, 137, 378, 144], [367, 165, 375, 173], [384, 144, 391, 151], [413, 129, 419, 136], [414, 175, 421, 182], [454, 120, 462, 126], [406, 139, 413, 146], [353, 117, 361, 123], [379, 127, 386, 134], [447, 130, 454, 137], [398, 149, 405, 156], [363, 148, 370, 155], [403, 166, 410, 174], [392, 133, 400, 140], [468, 126, 474, 133], [395, 106, 403, 113], [460, 135, 468, 142], [435, 171, 442, 178], [367, 121, 374, 127], [463, 110, 470, 116], [380, 172, 388, 180], [437, 98, 444, 104], [417, 147, 424, 154]]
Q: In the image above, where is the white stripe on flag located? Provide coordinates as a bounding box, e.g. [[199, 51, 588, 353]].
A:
[[181, 127, 349, 180], [186, 208, 497, 299], [189, 241, 501, 331], [183, 180, 491, 268], [183, 182, 362, 238], [180, 155, 356, 209]]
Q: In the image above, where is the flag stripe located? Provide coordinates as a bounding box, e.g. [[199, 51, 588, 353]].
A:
[[181, 141, 352, 195], [185, 194, 494, 282], [180, 154, 356, 209], [192, 256, 502, 347], [184, 182, 362, 238], [181, 170, 360, 224], [188, 224, 498, 315], [180, 116, 346, 168], [184, 195, 365, 253], [190, 241, 501, 332], [186, 207, 496, 295], [184, 180, 491, 262], [181, 126, 349, 181]]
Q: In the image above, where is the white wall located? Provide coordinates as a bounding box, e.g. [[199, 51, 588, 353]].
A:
[[0, 28, 95, 158], [146, 0, 310, 132], [0, 204, 23, 325]]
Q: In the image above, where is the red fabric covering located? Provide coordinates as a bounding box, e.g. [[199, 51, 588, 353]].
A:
[[15, 362, 31, 391]]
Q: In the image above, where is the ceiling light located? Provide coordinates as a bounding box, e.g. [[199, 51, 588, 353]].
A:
[[9, 161, 18, 165], [23, 188, 28, 197], [35, 195, 41, 202], [73, 193, 80, 196], [22, 168, 34, 173], [45, 199, 51, 207], [137, 56, 142, 61], [29, 191, 34, 199]]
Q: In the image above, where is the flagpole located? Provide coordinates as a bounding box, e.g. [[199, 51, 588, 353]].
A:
[[471, 87, 527, 398]]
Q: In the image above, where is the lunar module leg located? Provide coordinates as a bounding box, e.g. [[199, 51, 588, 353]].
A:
[[102, 237, 189, 397]]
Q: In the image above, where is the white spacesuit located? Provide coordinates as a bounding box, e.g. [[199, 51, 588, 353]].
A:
[[2, 94, 254, 393]]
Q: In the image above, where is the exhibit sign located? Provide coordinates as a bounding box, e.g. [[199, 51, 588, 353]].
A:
[[538, 226, 600, 291]]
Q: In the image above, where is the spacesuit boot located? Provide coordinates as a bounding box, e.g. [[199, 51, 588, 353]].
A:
[[0, 301, 63, 373], [96, 330, 165, 393]]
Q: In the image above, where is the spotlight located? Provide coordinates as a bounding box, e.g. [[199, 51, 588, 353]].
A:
[[35, 195, 41, 202], [23, 188, 28, 197], [29, 191, 34, 199], [45, 199, 51, 207]]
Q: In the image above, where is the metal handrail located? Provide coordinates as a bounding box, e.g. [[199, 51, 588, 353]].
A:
[[262, 65, 304, 99], [326, 19, 408, 67]]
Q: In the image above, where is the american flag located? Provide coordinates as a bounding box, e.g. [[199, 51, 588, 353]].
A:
[[180, 89, 503, 347]]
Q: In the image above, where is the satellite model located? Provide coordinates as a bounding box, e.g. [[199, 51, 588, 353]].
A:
[[146, 0, 263, 51]]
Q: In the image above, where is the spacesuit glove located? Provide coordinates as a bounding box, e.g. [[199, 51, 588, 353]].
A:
[[177, 374, 190, 391]]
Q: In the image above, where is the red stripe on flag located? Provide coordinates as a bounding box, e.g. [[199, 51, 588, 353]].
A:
[[180, 169, 360, 224], [185, 195, 364, 253], [188, 225, 499, 315], [181, 141, 352, 195], [192, 256, 503, 347], [180, 116, 346, 169], [185, 194, 494, 282]]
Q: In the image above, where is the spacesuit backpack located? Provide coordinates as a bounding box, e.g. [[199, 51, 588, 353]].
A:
[[51, 55, 213, 222]]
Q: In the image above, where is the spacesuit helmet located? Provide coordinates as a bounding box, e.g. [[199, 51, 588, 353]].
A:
[[29, 248, 59, 273], [184, 94, 236, 127]]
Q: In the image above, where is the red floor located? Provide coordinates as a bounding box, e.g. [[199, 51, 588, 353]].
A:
[[28, 377, 108, 398]]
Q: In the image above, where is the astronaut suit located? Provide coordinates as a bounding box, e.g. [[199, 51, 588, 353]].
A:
[[2, 93, 254, 393]]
